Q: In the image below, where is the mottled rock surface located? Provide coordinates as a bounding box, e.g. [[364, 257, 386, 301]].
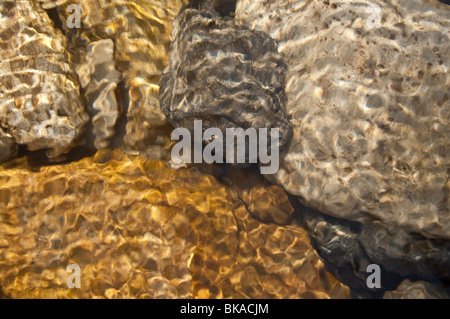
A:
[[383, 279, 449, 299], [0, 149, 349, 298], [236, 0, 449, 239], [159, 3, 293, 164], [0, 0, 88, 162], [47, 0, 187, 158], [293, 204, 450, 297], [236, 0, 450, 291]]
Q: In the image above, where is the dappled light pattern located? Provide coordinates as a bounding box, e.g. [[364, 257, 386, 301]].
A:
[[0, 0, 88, 162], [159, 3, 293, 165], [0, 149, 349, 298], [236, 0, 449, 239]]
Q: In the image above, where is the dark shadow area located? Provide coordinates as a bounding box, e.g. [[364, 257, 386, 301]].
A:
[[213, 0, 236, 17], [109, 81, 129, 150], [187, 0, 237, 17], [45, 7, 64, 32]]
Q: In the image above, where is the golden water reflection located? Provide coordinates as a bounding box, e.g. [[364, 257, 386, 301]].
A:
[[0, 149, 349, 298]]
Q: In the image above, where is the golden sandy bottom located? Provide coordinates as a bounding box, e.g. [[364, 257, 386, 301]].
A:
[[0, 149, 349, 298]]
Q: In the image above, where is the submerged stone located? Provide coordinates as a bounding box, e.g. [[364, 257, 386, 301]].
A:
[[0, 149, 349, 298], [159, 2, 293, 166], [0, 0, 88, 162], [236, 0, 449, 239]]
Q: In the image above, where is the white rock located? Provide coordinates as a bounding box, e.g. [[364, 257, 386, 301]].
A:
[[236, 0, 450, 240]]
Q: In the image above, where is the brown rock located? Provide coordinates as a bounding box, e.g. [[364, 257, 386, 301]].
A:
[[0, 149, 349, 298]]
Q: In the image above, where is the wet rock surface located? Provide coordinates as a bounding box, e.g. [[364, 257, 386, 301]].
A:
[[0, 149, 349, 298], [226, 166, 295, 225], [236, 0, 450, 295], [159, 3, 293, 165], [0, 0, 89, 163], [294, 205, 389, 297]]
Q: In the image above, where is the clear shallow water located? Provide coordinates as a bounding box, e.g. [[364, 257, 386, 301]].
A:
[[0, 0, 448, 299]]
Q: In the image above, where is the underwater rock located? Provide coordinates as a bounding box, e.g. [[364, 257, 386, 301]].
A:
[[0, 0, 88, 162], [0, 126, 18, 164], [47, 0, 187, 157], [236, 0, 449, 239], [296, 206, 447, 298], [159, 3, 293, 165], [0, 149, 349, 298], [383, 279, 449, 299]]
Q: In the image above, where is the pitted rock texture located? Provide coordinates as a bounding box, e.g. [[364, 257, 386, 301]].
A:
[[47, 0, 187, 158], [159, 3, 293, 164], [0, 149, 349, 298], [0, 0, 88, 162], [236, 0, 449, 240], [383, 279, 449, 299]]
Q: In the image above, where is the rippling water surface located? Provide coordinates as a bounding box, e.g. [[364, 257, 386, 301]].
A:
[[0, 0, 448, 299]]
